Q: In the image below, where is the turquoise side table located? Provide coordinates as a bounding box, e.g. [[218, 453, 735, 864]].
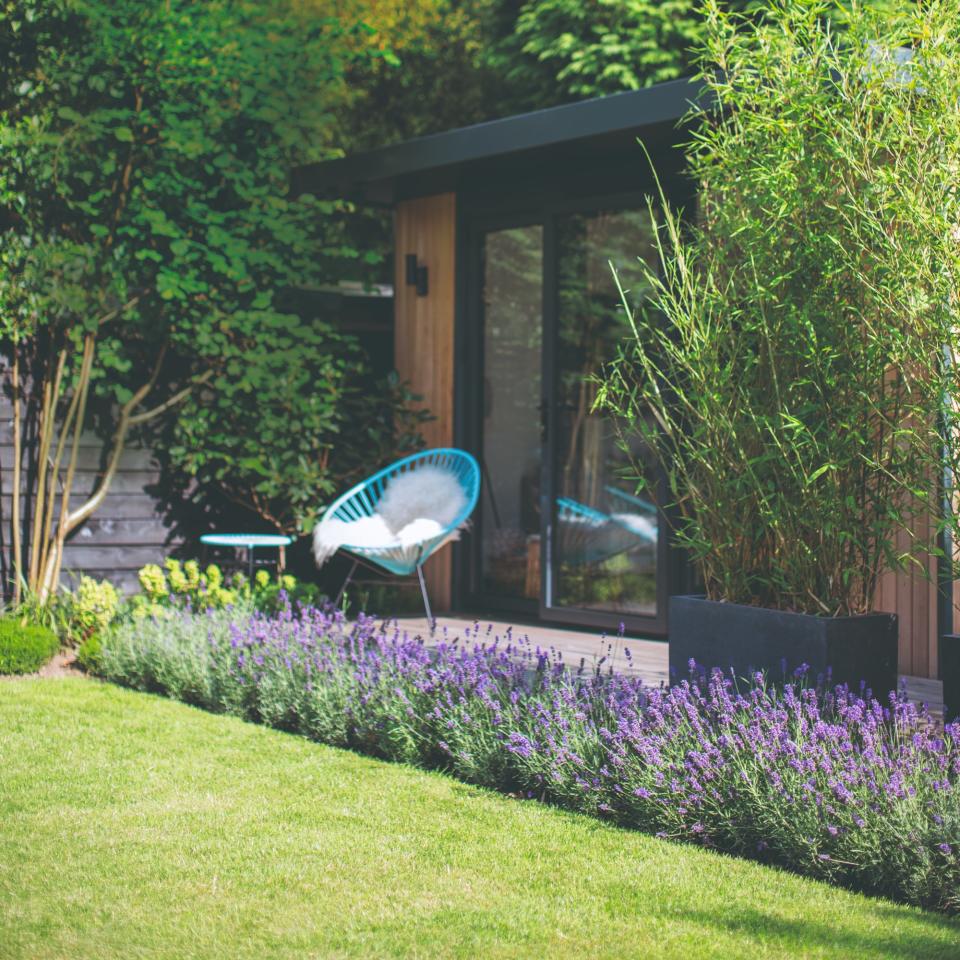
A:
[[199, 533, 293, 579]]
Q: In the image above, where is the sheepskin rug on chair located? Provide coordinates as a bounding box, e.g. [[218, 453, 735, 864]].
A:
[[313, 465, 469, 567]]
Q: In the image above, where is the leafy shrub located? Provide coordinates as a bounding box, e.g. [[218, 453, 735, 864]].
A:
[[60, 577, 119, 646], [92, 605, 960, 913], [496, 0, 751, 106], [0, 619, 59, 674], [1, 1, 393, 603], [160, 353, 429, 539], [132, 560, 243, 617], [596, 0, 960, 615]]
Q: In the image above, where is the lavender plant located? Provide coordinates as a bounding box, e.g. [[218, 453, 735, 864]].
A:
[[94, 605, 960, 913]]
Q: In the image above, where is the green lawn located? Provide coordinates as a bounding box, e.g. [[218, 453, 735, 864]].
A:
[[1, 680, 958, 960]]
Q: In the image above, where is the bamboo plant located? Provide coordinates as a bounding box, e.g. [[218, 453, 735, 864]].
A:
[[596, 0, 960, 616]]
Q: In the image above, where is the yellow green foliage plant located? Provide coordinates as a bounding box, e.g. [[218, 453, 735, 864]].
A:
[[63, 576, 119, 645], [130, 559, 321, 618]]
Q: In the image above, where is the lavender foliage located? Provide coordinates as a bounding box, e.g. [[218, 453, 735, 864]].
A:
[[95, 603, 960, 913]]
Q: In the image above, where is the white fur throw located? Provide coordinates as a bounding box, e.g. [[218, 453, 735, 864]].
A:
[[611, 512, 658, 543], [313, 465, 469, 567]]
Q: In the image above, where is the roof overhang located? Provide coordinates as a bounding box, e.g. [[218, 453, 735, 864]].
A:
[[292, 77, 705, 206]]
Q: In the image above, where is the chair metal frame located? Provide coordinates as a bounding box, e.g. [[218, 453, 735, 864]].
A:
[[322, 448, 481, 620]]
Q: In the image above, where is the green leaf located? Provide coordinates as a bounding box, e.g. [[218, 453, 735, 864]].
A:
[[807, 464, 835, 484]]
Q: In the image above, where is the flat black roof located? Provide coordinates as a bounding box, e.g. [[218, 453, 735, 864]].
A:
[[292, 77, 704, 205]]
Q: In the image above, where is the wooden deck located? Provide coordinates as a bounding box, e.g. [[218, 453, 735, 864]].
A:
[[392, 614, 944, 717]]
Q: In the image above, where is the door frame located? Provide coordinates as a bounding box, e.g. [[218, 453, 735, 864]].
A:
[[457, 208, 545, 619], [454, 188, 686, 636]]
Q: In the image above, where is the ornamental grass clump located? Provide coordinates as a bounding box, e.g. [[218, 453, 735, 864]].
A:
[[94, 604, 960, 913], [596, 0, 960, 615]]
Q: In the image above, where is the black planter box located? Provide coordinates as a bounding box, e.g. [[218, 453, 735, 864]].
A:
[[940, 634, 960, 723], [669, 595, 898, 697]]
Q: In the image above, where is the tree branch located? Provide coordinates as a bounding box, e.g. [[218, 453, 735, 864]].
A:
[[95, 292, 143, 327], [60, 350, 211, 536], [128, 369, 213, 426]]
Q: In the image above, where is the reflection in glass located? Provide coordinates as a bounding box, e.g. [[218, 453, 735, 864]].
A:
[[480, 226, 543, 601], [552, 210, 660, 616]]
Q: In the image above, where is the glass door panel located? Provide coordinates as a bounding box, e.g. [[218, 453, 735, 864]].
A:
[[549, 210, 661, 618], [479, 225, 543, 604]]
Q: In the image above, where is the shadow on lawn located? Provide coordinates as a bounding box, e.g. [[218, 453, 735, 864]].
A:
[[446, 776, 960, 944], [684, 905, 960, 959]]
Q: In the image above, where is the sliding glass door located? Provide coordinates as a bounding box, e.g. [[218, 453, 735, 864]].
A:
[[477, 224, 543, 605], [546, 209, 662, 624], [466, 201, 668, 633]]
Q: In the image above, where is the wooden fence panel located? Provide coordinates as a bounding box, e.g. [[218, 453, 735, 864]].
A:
[[0, 395, 176, 592]]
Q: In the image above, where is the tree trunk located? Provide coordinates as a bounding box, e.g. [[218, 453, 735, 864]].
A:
[[35, 349, 210, 602], [11, 350, 22, 605], [40, 336, 94, 600], [28, 349, 65, 590]]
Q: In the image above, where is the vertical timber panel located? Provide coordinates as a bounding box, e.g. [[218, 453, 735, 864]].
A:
[[874, 509, 938, 680], [922, 510, 938, 679], [394, 193, 456, 610], [876, 563, 899, 672]]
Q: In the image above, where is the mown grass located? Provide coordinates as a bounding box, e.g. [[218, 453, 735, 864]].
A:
[[1, 678, 958, 959]]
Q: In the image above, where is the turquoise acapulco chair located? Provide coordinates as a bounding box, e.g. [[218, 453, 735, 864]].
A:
[[323, 448, 481, 620]]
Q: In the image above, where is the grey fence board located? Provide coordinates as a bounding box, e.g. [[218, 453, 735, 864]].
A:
[[57, 545, 171, 569], [0, 494, 170, 521], [0, 398, 178, 589], [0, 444, 157, 472], [0, 470, 162, 495]]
